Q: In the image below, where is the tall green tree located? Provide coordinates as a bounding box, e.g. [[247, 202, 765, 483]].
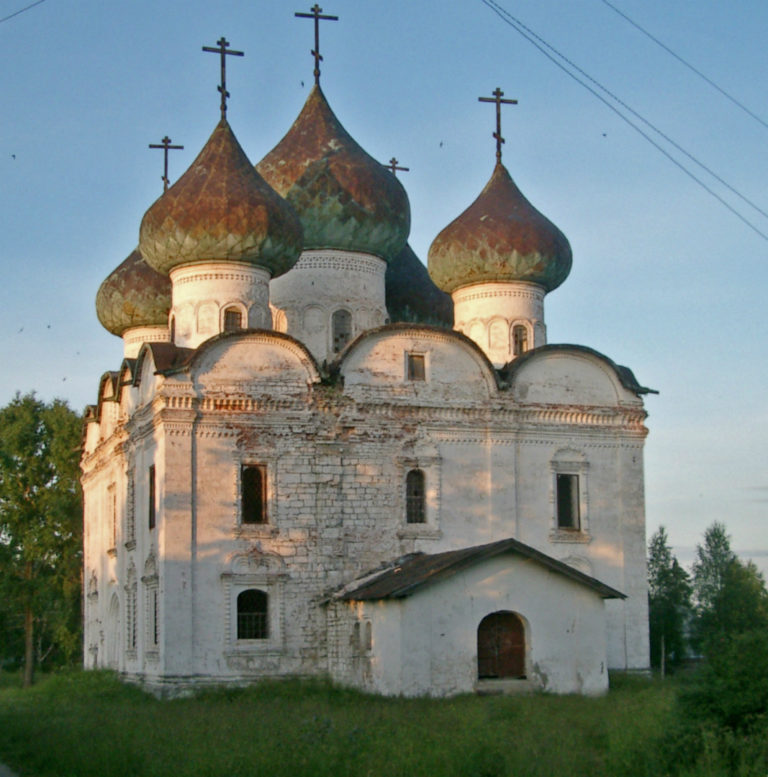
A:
[[692, 522, 735, 614], [691, 522, 736, 650], [699, 558, 768, 649], [647, 526, 691, 670], [0, 393, 82, 686]]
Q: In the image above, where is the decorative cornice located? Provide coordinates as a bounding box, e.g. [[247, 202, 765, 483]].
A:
[[293, 250, 386, 276], [453, 283, 545, 304]]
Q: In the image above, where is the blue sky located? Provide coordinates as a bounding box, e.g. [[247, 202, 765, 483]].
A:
[[1, 0, 766, 571]]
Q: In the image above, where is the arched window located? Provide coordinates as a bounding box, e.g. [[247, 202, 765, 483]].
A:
[[237, 589, 268, 640], [332, 309, 352, 353], [224, 307, 243, 332], [512, 325, 528, 356], [406, 469, 426, 524], [477, 611, 526, 679]]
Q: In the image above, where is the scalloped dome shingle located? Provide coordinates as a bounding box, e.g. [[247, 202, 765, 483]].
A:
[[428, 162, 572, 294], [256, 85, 410, 261], [139, 119, 303, 277], [96, 248, 171, 336]]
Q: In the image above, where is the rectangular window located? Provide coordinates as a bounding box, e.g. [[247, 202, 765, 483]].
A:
[[126, 586, 137, 651], [125, 470, 135, 544], [241, 465, 267, 524], [406, 469, 426, 523], [148, 464, 156, 530], [150, 588, 159, 647], [556, 474, 580, 529], [224, 308, 243, 332], [407, 353, 425, 381], [108, 483, 117, 549]]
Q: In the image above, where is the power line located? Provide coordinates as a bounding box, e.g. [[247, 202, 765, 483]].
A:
[[0, 0, 47, 24], [598, 0, 768, 132], [479, 0, 768, 243], [484, 0, 768, 223]]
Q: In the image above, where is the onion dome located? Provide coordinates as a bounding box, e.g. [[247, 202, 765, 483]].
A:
[[428, 162, 572, 294], [139, 119, 303, 277], [256, 85, 410, 261], [386, 243, 453, 327], [96, 248, 171, 336]]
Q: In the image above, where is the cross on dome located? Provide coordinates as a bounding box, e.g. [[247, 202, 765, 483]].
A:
[[202, 37, 244, 119], [386, 157, 409, 176], [148, 136, 184, 192], [295, 4, 338, 85], [478, 87, 518, 163]]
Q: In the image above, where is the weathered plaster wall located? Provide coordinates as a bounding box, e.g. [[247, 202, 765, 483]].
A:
[[329, 553, 610, 697], [82, 328, 650, 691]]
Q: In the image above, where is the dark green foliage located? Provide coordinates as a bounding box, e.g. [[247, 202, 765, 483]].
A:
[[697, 559, 768, 650], [660, 539, 768, 776], [691, 522, 735, 648], [680, 629, 768, 732], [647, 526, 692, 668], [0, 393, 82, 684]]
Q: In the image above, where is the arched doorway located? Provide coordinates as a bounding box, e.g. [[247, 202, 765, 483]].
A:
[[477, 611, 526, 679]]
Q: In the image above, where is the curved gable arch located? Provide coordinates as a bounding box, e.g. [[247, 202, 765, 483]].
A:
[[186, 330, 322, 389], [505, 345, 651, 406], [337, 323, 500, 401]]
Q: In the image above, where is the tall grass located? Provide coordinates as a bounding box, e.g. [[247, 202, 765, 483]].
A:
[[0, 670, 677, 777]]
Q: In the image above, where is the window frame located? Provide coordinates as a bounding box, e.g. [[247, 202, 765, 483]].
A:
[[549, 451, 590, 543], [331, 308, 353, 353], [405, 468, 427, 524], [556, 473, 580, 530], [397, 455, 442, 539], [124, 467, 136, 549], [236, 589, 269, 641], [241, 464, 268, 525], [512, 323, 530, 356], [107, 482, 117, 553], [223, 306, 244, 332], [222, 559, 286, 657], [404, 350, 429, 383], [148, 464, 156, 531]]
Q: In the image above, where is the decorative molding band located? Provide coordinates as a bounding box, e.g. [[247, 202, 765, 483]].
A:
[[173, 271, 265, 286], [294, 250, 386, 276], [453, 284, 545, 304]]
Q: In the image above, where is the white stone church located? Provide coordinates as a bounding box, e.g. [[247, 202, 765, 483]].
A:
[[82, 27, 653, 697]]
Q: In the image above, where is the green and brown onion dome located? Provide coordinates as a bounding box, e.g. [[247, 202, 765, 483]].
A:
[[96, 248, 171, 336], [386, 243, 453, 327], [428, 162, 572, 294], [256, 85, 410, 262], [139, 119, 303, 277]]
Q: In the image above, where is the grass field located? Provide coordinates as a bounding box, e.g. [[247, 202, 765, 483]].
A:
[[5, 669, 749, 777]]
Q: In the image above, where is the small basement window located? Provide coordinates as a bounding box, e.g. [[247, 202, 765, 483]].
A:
[[556, 474, 580, 530], [241, 465, 267, 524], [407, 353, 425, 381]]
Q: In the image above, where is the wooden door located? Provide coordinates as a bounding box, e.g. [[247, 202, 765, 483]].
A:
[[477, 612, 525, 679]]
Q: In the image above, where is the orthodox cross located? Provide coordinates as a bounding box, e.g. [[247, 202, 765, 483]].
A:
[[478, 87, 518, 163], [148, 136, 184, 192], [202, 37, 244, 118], [386, 157, 409, 177], [295, 5, 338, 85]]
